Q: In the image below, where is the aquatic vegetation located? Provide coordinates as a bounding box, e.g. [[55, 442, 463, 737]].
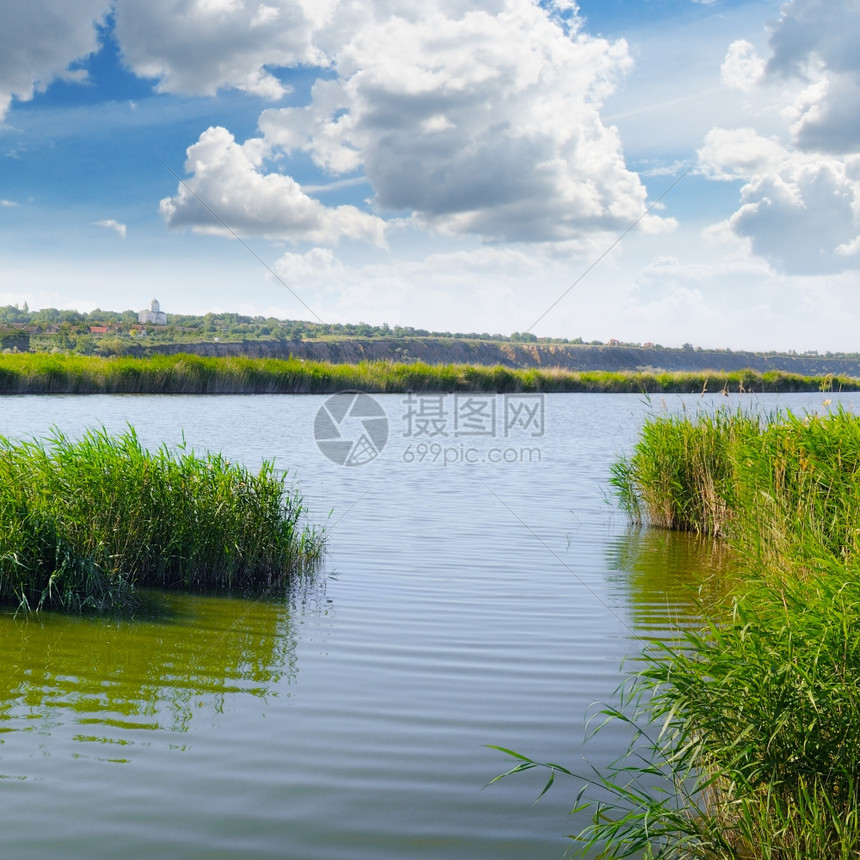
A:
[[0, 427, 323, 612], [610, 408, 764, 535], [498, 406, 860, 858], [557, 565, 860, 860], [611, 405, 860, 575], [0, 352, 856, 394]]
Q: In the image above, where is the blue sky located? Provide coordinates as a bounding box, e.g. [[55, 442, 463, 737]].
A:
[[1, 0, 859, 351]]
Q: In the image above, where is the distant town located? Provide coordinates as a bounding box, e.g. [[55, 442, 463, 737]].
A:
[[0, 301, 842, 360]]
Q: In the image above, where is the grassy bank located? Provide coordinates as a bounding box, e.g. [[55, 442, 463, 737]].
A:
[[0, 353, 856, 394], [567, 406, 860, 858], [0, 427, 322, 613]]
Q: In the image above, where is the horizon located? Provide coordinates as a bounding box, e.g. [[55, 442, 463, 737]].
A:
[[1, 1, 858, 353]]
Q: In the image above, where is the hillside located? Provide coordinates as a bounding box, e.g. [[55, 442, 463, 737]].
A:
[[123, 338, 860, 377]]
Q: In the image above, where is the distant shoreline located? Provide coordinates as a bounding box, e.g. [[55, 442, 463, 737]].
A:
[[0, 353, 855, 395], [79, 337, 860, 379]]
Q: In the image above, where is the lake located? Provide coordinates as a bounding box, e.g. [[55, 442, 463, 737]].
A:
[[0, 391, 850, 859]]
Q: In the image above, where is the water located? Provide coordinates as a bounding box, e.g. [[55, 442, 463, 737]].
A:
[[0, 391, 852, 858]]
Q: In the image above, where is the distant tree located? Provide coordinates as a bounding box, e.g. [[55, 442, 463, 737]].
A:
[[97, 338, 129, 356], [75, 335, 96, 355]]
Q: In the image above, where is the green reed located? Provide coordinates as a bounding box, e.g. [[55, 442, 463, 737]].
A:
[[612, 405, 860, 574], [0, 352, 856, 394], [0, 427, 323, 612], [496, 405, 860, 857], [564, 567, 860, 859], [610, 409, 764, 535]]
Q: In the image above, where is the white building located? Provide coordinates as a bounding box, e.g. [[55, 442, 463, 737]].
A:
[[139, 298, 167, 325]]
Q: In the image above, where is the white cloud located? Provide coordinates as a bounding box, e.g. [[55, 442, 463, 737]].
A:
[[0, 0, 110, 121], [727, 158, 860, 275], [764, 0, 860, 153], [93, 219, 128, 238], [698, 127, 786, 181], [274, 247, 346, 286], [160, 125, 387, 246], [701, 1, 860, 276], [721, 40, 764, 92], [0, 199, 18, 207], [272, 241, 552, 331], [254, 0, 669, 244], [114, 0, 326, 98], [150, 1, 670, 247], [700, 128, 860, 275]]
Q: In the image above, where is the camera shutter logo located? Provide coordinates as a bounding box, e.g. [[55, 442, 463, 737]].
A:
[[314, 392, 389, 466]]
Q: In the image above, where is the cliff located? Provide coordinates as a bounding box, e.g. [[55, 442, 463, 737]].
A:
[[130, 338, 860, 377]]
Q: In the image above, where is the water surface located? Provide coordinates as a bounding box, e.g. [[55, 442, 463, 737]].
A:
[[0, 391, 851, 858]]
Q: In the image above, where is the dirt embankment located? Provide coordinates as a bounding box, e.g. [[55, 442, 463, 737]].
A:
[[133, 339, 860, 377]]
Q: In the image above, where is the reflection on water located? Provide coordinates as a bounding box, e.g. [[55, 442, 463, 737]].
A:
[[0, 589, 315, 768], [1, 392, 852, 859], [607, 527, 735, 636]]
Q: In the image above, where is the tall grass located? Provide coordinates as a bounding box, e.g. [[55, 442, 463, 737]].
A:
[[611, 405, 860, 574], [0, 353, 855, 394], [567, 566, 860, 859], [498, 406, 860, 858], [0, 427, 322, 612], [610, 409, 764, 535]]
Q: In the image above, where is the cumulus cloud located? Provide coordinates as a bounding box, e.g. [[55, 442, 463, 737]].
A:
[[113, 0, 326, 98], [160, 125, 386, 246], [1, 199, 18, 207], [0, 0, 110, 121], [699, 130, 860, 274], [148, 0, 668, 247], [721, 40, 764, 92], [93, 219, 127, 238], [727, 159, 860, 275], [254, 0, 668, 244], [698, 128, 786, 181], [764, 0, 860, 153], [703, 1, 860, 275]]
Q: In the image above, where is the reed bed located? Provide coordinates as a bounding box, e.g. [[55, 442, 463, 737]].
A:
[[570, 567, 860, 859], [612, 405, 860, 573], [0, 353, 855, 394], [564, 405, 860, 857], [0, 427, 322, 613], [610, 409, 764, 536]]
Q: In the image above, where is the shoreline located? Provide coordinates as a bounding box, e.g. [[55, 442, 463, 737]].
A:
[[0, 353, 856, 395]]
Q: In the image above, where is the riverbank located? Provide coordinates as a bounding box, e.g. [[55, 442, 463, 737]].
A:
[[577, 406, 860, 858], [0, 353, 856, 394], [81, 336, 860, 378]]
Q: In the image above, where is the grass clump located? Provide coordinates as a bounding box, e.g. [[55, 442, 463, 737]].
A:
[[498, 405, 860, 858], [611, 405, 860, 573], [569, 567, 860, 859], [610, 409, 763, 535], [592, 406, 860, 857], [0, 427, 322, 613]]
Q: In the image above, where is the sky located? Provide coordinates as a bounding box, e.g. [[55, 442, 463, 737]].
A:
[[1, 0, 859, 352]]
